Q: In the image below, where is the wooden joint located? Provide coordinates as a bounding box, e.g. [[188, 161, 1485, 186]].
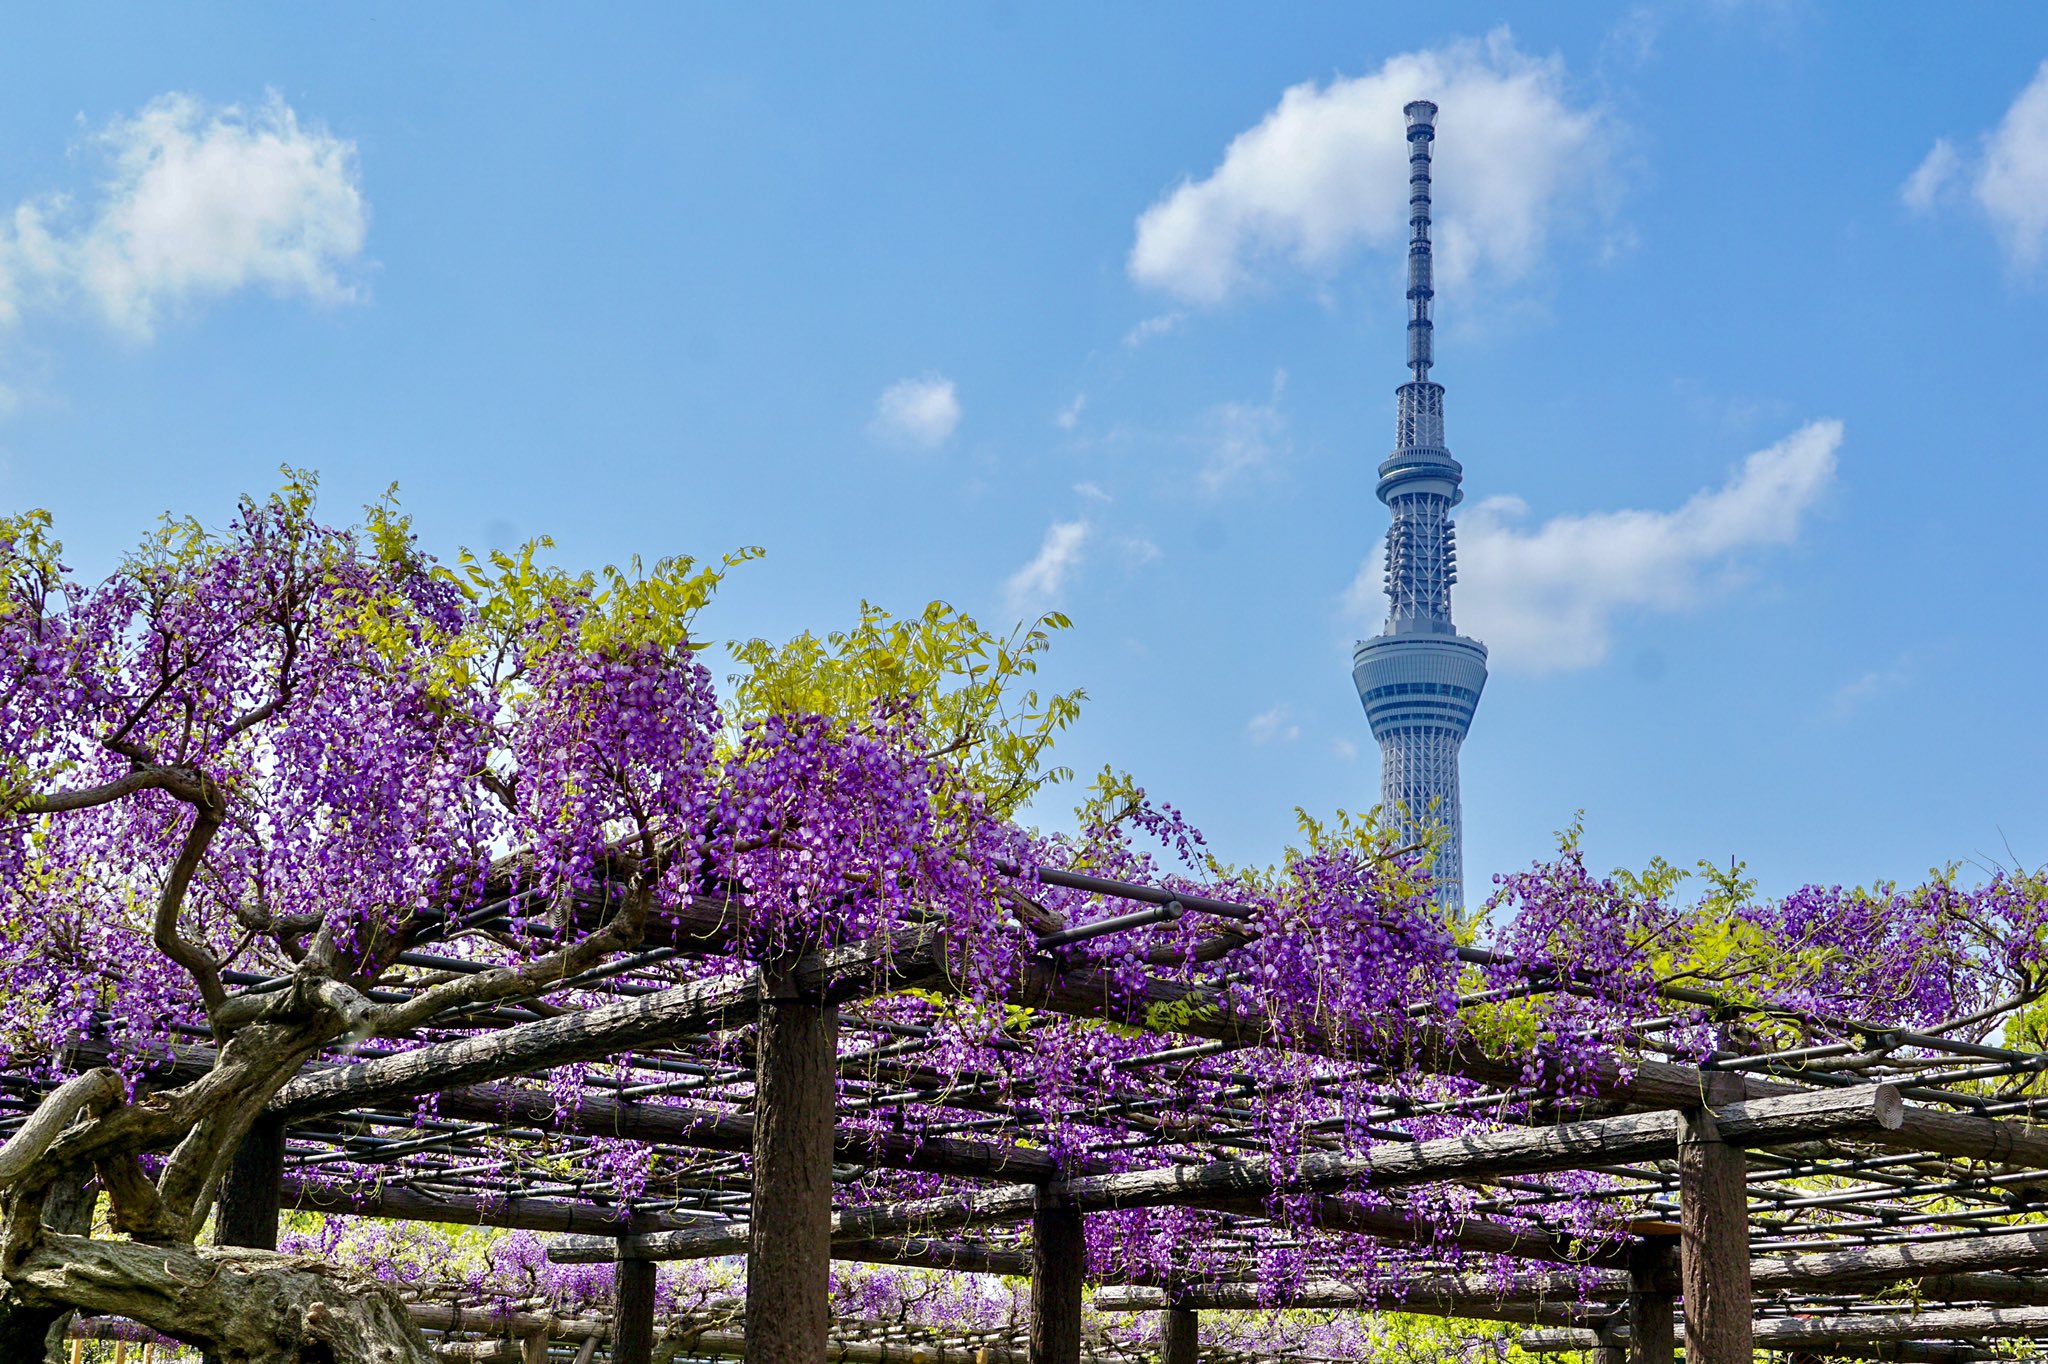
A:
[[1034, 1181, 1076, 1215], [1627, 1240, 1680, 1294], [1694, 1071, 1746, 1107]]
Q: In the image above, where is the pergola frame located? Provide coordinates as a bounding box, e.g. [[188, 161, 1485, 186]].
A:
[[14, 866, 2048, 1364]]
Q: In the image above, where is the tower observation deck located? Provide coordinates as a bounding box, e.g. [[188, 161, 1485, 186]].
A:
[[1352, 100, 1488, 910]]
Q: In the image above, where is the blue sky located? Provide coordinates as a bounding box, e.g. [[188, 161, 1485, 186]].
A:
[[4, 4, 2046, 901]]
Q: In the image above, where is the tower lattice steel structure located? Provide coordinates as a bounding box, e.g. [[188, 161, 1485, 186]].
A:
[[1352, 100, 1488, 909]]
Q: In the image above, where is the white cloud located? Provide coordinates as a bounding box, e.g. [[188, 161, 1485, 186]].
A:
[[1197, 371, 1288, 496], [1246, 704, 1301, 745], [1128, 30, 1610, 305], [1905, 63, 2048, 273], [1122, 311, 1186, 347], [1901, 138, 1960, 211], [1830, 657, 1913, 721], [1599, 6, 1660, 71], [1119, 535, 1162, 567], [1977, 62, 2048, 271], [1348, 421, 1842, 673], [1004, 519, 1090, 616], [1073, 481, 1111, 503], [871, 374, 962, 449], [1332, 736, 1360, 761], [0, 92, 367, 340], [1056, 393, 1087, 430]]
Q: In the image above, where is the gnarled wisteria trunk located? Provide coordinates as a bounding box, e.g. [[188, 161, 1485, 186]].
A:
[[7, 1236, 434, 1364], [0, 1016, 440, 1363]]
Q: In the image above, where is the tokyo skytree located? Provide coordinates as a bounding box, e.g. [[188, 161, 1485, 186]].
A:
[[1351, 100, 1488, 909]]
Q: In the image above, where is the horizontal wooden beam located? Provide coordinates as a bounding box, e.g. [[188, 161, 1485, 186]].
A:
[[96, 1034, 1071, 1185], [641, 1328, 1120, 1364], [425, 1077, 1068, 1183], [271, 932, 935, 1120], [281, 1177, 692, 1236], [1524, 1311, 2029, 1355], [1520, 1328, 1983, 1364], [544, 1196, 1632, 1282], [272, 1066, 1639, 1276], [1902, 1273, 2048, 1307], [551, 1193, 1045, 1264], [295, 1182, 1029, 1276], [1238, 1192, 1644, 1274], [1058, 1085, 1902, 1215], [119, 937, 2048, 1205], [1098, 1235, 2048, 1317], [300, 1074, 1630, 1283], [1096, 1276, 1614, 1327], [1111, 1267, 2046, 1329], [410, 1302, 605, 1338], [1751, 1223, 2048, 1293], [554, 1086, 1900, 1263], [1005, 960, 2048, 1172], [1751, 1303, 2048, 1347]]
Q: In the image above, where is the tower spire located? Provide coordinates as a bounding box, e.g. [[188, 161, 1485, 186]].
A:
[[1352, 99, 1489, 910], [1405, 99, 1436, 385]]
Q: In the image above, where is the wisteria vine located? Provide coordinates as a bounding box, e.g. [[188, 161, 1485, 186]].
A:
[[6, 482, 2048, 1357]]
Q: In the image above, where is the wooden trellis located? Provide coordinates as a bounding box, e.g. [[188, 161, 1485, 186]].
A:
[[14, 866, 2048, 1364]]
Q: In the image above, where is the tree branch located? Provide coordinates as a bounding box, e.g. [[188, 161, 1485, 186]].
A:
[[211, 976, 374, 1038], [11, 764, 203, 816], [0, 1069, 121, 1192], [370, 862, 666, 1038], [219, 611, 300, 744], [96, 1150, 180, 1243], [159, 790, 227, 1013]]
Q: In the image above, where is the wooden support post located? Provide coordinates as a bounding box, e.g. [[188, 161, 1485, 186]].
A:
[[1031, 1187, 1085, 1364], [745, 974, 838, 1364], [1160, 1306, 1198, 1364], [1678, 1096, 1752, 1364], [1591, 1329, 1623, 1364], [520, 1331, 549, 1364], [214, 1117, 285, 1253], [1627, 1242, 1676, 1364], [614, 1256, 658, 1364]]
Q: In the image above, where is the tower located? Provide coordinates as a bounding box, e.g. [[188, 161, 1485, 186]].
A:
[[1352, 100, 1488, 910]]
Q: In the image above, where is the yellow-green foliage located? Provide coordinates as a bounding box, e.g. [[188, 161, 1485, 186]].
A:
[[361, 482, 762, 698], [728, 601, 1083, 821]]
